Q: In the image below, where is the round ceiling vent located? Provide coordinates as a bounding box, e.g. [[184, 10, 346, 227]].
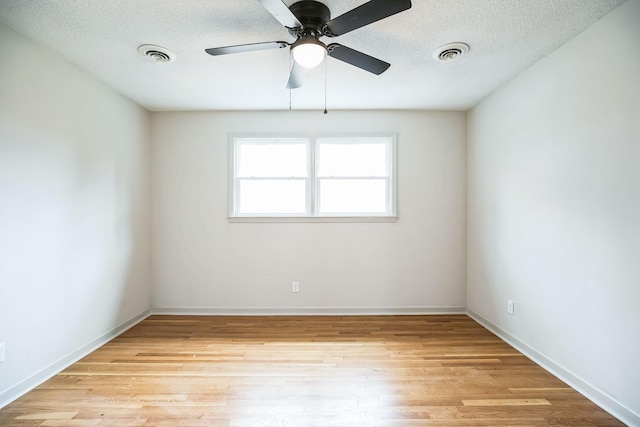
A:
[[433, 42, 470, 62], [138, 44, 176, 63]]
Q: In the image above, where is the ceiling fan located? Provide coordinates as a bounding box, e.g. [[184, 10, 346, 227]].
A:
[[205, 0, 412, 89]]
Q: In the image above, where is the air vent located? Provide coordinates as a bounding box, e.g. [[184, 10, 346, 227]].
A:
[[433, 42, 469, 62], [138, 44, 175, 63]]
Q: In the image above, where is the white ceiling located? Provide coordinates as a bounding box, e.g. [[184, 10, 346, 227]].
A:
[[0, 0, 626, 111]]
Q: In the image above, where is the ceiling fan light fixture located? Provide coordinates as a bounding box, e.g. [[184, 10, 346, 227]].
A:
[[291, 37, 326, 68]]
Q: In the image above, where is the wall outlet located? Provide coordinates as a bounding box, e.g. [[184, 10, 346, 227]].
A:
[[507, 300, 515, 316], [0, 343, 5, 363], [292, 282, 300, 293]]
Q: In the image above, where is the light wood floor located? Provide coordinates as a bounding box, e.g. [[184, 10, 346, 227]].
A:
[[0, 315, 624, 426]]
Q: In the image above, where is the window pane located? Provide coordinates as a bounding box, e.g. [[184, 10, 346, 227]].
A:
[[318, 179, 387, 214], [317, 141, 387, 177], [238, 142, 307, 177], [239, 180, 307, 214]]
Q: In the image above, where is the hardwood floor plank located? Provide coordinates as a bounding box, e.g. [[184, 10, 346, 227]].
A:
[[462, 398, 552, 406], [15, 411, 78, 420], [0, 315, 625, 426]]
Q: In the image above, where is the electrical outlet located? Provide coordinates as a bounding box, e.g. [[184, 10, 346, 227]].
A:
[[0, 343, 5, 363], [507, 300, 515, 316], [292, 282, 300, 293]]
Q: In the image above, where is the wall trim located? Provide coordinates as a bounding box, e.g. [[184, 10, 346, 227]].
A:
[[0, 309, 151, 410], [466, 309, 639, 427], [151, 306, 466, 316]]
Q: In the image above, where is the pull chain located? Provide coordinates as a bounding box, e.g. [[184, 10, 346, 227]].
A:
[[323, 55, 328, 114], [289, 54, 293, 110]]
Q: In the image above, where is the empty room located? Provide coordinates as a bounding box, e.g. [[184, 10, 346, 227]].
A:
[[0, 0, 638, 426]]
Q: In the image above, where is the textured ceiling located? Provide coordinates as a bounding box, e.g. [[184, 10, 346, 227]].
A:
[[0, 0, 626, 111]]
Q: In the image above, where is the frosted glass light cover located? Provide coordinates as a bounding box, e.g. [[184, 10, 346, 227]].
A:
[[292, 43, 326, 68]]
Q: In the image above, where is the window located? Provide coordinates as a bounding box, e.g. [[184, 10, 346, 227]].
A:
[[230, 135, 397, 222]]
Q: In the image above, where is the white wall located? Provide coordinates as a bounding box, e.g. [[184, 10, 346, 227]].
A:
[[0, 23, 151, 405], [467, 0, 640, 423], [151, 110, 466, 313]]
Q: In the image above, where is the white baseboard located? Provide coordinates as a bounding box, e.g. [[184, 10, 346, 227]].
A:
[[0, 309, 151, 410], [151, 306, 467, 316], [466, 309, 639, 427]]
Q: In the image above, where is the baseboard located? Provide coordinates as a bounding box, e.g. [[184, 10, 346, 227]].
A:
[[0, 309, 151, 410], [466, 309, 639, 427], [151, 306, 467, 316]]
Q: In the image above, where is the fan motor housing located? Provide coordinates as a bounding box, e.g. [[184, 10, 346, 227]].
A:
[[289, 0, 330, 35]]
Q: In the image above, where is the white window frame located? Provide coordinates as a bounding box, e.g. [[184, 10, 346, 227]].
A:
[[229, 134, 398, 223]]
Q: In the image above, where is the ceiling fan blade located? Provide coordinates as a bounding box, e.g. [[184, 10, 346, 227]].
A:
[[327, 43, 390, 75], [286, 61, 305, 89], [323, 0, 411, 36], [258, 0, 302, 28], [205, 41, 289, 56]]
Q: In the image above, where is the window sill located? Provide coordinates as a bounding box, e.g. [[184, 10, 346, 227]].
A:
[[228, 216, 398, 223]]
